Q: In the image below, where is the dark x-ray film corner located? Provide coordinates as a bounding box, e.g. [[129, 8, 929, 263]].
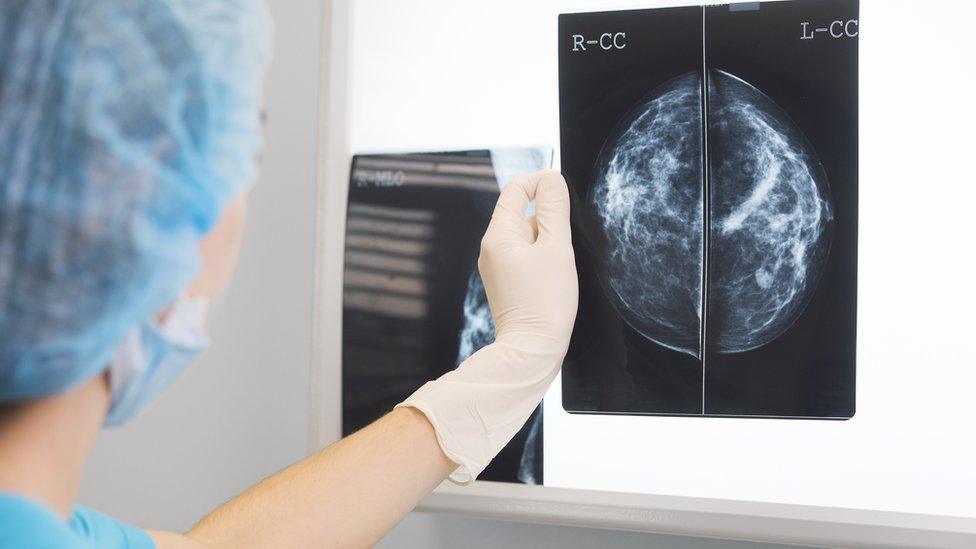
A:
[[341, 149, 551, 485], [559, 0, 857, 419]]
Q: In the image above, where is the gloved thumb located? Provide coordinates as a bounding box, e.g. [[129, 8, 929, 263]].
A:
[[533, 170, 572, 245]]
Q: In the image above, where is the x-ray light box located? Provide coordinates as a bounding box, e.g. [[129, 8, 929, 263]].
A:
[[313, 0, 976, 546]]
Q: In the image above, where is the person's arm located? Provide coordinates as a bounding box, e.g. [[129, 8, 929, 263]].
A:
[[153, 170, 576, 548], [173, 407, 453, 548]]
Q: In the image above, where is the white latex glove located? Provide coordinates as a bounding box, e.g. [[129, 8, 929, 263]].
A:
[[397, 170, 578, 484]]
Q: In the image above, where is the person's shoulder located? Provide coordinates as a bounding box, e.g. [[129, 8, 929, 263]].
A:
[[0, 493, 85, 549], [0, 494, 156, 549], [70, 505, 155, 549]]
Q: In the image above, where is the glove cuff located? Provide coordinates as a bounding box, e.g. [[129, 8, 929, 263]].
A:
[[395, 396, 480, 485], [396, 342, 563, 485]]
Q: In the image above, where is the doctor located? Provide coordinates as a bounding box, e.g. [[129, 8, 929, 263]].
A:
[[0, 1, 577, 548]]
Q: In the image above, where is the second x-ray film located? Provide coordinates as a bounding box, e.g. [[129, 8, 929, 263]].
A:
[[342, 149, 551, 483]]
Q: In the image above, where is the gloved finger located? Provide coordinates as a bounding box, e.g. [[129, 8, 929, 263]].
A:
[[528, 216, 539, 240], [486, 172, 542, 244], [533, 171, 572, 245]]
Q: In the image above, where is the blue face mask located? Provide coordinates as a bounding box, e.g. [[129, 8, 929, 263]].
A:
[[104, 294, 210, 427]]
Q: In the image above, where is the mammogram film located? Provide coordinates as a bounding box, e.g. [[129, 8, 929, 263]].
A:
[[341, 149, 550, 483], [559, 0, 857, 418]]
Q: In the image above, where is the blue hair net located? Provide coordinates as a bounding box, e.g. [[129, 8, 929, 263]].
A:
[[0, 0, 272, 400]]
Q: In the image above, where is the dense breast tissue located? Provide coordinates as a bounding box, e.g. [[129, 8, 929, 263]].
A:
[[591, 70, 832, 356]]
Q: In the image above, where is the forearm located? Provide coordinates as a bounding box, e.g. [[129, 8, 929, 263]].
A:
[[183, 407, 455, 548]]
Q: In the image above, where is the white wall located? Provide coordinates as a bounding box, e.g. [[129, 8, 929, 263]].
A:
[[78, 1, 794, 547]]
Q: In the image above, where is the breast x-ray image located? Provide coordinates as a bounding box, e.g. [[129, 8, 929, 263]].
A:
[[559, 0, 857, 418], [342, 149, 551, 483]]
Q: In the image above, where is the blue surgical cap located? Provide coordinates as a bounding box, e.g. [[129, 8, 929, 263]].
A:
[[0, 0, 272, 400]]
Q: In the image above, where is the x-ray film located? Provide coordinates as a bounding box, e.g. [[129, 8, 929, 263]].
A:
[[559, 0, 857, 418], [342, 149, 551, 483]]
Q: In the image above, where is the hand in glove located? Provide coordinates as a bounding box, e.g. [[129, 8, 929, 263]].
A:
[[397, 170, 578, 484]]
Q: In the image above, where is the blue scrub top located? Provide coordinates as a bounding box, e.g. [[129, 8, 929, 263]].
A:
[[0, 493, 155, 548]]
